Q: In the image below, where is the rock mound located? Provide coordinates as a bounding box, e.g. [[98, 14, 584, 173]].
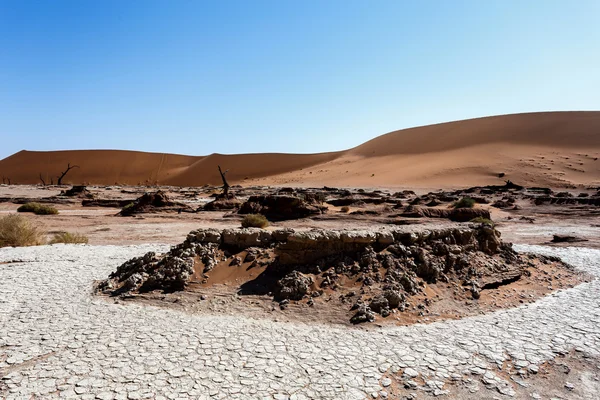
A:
[[82, 199, 134, 208], [97, 250, 194, 294], [60, 185, 95, 199], [401, 206, 490, 222], [238, 195, 327, 221], [203, 197, 242, 211], [119, 191, 193, 216], [98, 224, 561, 324]]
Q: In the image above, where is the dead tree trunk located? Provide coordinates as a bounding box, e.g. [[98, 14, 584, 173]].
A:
[[218, 165, 230, 198], [39, 173, 46, 186], [57, 163, 79, 185]]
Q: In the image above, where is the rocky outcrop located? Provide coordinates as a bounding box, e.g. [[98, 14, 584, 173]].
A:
[[275, 271, 313, 300], [401, 206, 491, 222], [238, 195, 327, 221], [203, 197, 242, 211], [97, 250, 194, 294], [99, 224, 549, 324], [60, 185, 95, 199], [82, 199, 134, 208], [551, 235, 588, 243], [327, 196, 398, 207], [119, 191, 194, 216], [492, 199, 515, 209], [534, 196, 600, 206]]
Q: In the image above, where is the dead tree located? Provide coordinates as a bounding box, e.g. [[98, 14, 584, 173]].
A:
[[218, 165, 230, 198], [57, 163, 79, 185], [39, 173, 46, 186]]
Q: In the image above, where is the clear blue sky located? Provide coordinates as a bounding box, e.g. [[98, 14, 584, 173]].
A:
[[1, 1, 599, 159]]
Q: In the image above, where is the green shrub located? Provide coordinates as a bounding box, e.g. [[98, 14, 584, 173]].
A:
[[49, 232, 89, 244], [453, 197, 476, 209], [470, 217, 495, 226], [241, 214, 269, 228], [340, 206, 350, 213], [17, 202, 59, 215], [0, 214, 44, 247]]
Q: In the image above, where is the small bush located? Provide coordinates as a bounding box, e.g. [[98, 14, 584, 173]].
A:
[[17, 202, 59, 215], [470, 217, 495, 226], [35, 204, 59, 215], [0, 214, 44, 247], [453, 197, 476, 209], [241, 214, 269, 228], [340, 206, 350, 213], [16, 203, 38, 213], [49, 232, 89, 245]]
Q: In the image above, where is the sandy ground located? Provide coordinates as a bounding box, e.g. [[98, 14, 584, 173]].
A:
[[1, 112, 600, 188]]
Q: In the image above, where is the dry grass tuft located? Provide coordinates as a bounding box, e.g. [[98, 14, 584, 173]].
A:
[[0, 214, 45, 247], [49, 232, 89, 245], [17, 202, 59, 215], [241, 214, 269, 228], [453, 197, 476, 209], [470, 216, 495, 226]]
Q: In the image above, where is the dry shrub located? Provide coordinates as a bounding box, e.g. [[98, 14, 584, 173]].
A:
[[453, 197, 476, 209], [340, 206, 350, 213], [17, 202, 59, 215], [241, 214, 269, 228], [120, 202, 135, 216], [470, 216, 495, 226], [0, 214, 44, 247], [49, 232, 89, 244]]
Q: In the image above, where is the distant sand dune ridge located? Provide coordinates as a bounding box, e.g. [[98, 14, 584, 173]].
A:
[[1, 111, 599, 188]]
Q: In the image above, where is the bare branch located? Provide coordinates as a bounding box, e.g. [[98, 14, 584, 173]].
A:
[[57, 163, 80, 185], [218, 165, 231, 198]]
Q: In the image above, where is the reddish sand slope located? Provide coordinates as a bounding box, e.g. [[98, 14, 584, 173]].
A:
[[0, 149, 341, 187], [1, 112, 599, 188]]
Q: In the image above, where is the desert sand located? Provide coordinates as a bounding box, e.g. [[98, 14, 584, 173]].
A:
[[1, 111, 599, 189]]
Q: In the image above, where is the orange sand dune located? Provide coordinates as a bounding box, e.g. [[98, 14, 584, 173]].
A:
[[0, 150, 200, 186], [1, 111, 600, 188]]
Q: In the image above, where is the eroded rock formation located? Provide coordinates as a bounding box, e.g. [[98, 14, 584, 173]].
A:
[[238, 195, 327, 221], [98, 224, 560, 324], [400, 205, 491, 222], [119, 191, 193, 216]]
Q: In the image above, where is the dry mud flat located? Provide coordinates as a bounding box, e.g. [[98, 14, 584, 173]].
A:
[[1, 242, 599, 399], [1, 184, 600, 398], [1, 182, 600, 248]]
